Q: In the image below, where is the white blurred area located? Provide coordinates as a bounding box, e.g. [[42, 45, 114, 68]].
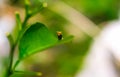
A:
[[0, 0, 16, 57], [75, 16, 120, 77], [0, 0, 16, 76], [0, 31, 10, 58]]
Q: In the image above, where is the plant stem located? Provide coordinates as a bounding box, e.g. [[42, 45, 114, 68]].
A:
[[5, 21, 23, 77], [5, 31, 22, 77], [5, 1, 44, 76], [5, 1, 31, 77], [22, 15, 29, 27], [5, 45, 16, 77]]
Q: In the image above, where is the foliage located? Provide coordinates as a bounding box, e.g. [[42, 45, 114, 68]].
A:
[[3, 0, 119, 77], [4, 0, 73, 77]]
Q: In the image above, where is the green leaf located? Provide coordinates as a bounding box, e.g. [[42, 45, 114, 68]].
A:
[[19, 22, 57, 60], [19, 22, 74, 60]]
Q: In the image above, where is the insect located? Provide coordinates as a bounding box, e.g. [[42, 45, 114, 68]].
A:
[[57, 31, 63, 40]]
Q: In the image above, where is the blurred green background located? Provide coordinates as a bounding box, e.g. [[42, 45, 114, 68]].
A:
[[9, 0, 120, 77]]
